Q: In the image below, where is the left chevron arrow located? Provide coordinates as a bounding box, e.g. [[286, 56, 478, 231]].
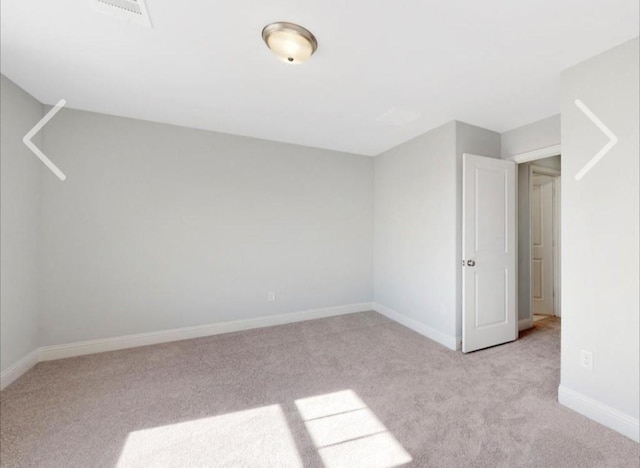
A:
[[23, 99, 67, 181]]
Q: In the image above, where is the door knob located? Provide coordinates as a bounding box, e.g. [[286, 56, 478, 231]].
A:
[[467, 260, 476, 267]]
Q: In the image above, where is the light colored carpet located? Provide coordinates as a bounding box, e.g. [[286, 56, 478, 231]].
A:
[[1, 312, 638, 467]]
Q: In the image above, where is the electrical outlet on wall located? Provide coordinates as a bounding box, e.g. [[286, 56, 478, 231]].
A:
[[267, 291, 276, 302], [580, 350, 593, 371]]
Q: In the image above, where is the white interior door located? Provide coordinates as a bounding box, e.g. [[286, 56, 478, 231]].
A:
[[462, 154, 516, 353], [531, 175, 555, 316]]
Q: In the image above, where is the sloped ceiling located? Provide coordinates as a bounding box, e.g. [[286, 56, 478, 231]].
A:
[[1, 0, 638, 155]]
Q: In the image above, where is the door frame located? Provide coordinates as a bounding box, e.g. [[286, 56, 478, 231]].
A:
[[529, 165, 561, 322], [507, 144, 561, 331]]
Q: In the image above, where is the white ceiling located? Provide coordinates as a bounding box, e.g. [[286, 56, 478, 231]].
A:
[[1, 1, 638, 156]]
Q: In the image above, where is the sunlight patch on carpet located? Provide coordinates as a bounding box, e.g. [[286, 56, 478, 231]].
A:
[[296, 390, 412, 468], [116, 405, 303, 467]]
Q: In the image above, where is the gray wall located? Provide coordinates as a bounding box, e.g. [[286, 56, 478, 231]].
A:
[[373, 121, 500, 344], [561, 38, 639, 432], [38, 108, 374, 346], [501, 115, 560, 158], [374, 122, 458, 341], [0, 76, 43, 371], [517, 156, 561, 322], [455, 122, 501, 336]]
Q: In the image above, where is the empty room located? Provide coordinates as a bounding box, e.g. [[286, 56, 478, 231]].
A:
[[1, 1, 638, 467]]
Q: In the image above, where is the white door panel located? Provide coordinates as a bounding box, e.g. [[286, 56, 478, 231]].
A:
[[462, 154, 516, 353], [532, 177, 554, 315]]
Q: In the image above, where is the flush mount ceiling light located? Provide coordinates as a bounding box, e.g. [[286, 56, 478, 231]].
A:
[[262, 22, 318, 64]]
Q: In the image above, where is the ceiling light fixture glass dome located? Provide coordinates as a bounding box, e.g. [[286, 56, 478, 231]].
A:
[[262, 22, 318, 64]]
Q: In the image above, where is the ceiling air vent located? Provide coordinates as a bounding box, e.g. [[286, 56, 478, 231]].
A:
[[93, 0, 152, 28]]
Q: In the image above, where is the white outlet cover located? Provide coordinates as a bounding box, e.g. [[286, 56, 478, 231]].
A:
[[580, 350, 593, 371]]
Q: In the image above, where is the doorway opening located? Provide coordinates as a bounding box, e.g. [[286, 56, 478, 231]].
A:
[[517, 155, 561, 331], [460, 151, 561, 352]]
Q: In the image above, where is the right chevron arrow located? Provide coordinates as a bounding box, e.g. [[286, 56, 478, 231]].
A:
[[574, 99, 618, 181]]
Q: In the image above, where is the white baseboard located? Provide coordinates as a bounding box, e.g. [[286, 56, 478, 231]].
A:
[[1, 302, 373, 390], [519, 318, 533, 331], [373, 302, 459, 351], [558, 384, 640, 442], [0, 349, 39, 390], [39, 302, 374, 362]]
